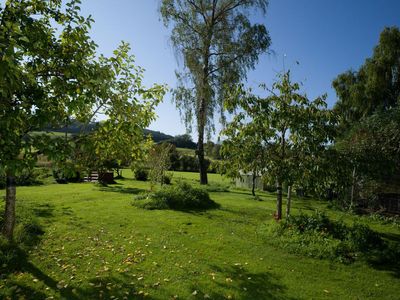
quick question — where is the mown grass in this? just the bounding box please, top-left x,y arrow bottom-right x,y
0,170 -> 399,299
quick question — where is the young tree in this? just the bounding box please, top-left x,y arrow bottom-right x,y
160,0 -> 271,184
221,110 -> 266,196
225,71 -> 336,219
148,143 -> 173,187
0,1 -> 165,240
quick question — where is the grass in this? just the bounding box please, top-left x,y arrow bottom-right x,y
0,170 -> 399,299
176,147 -> 196,156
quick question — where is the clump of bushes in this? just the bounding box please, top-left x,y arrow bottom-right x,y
0,168 -> 48,188
162,173 -> 172,185
132,182 -> 219,211
52,167 -> 82,183
267,211 -> 386,263
133,167 -> 148,181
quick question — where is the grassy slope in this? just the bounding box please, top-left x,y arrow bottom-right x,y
0,171 -> 399,299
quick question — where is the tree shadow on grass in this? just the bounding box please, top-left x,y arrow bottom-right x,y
365,239 -> 400,278
1,247 -> 157,299
191,265 -> 299,300
32,203 -> 55,218
98,186 -> 145,195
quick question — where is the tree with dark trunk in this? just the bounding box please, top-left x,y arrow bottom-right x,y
160,0 -> 271,184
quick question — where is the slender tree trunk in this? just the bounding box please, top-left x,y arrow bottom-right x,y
252,172 -> 256,196
286,185 -> 292,218
197,124 -> 208,185
276,180 -> 283,220
2,171 -> 16,241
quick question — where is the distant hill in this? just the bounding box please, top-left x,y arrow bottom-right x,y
43,121 -> 193,145
143,129 -> 173,142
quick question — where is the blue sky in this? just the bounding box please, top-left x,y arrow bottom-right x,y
9,0 -> 400,139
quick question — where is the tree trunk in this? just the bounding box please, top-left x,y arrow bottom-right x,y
2,171 -> 16,241
276,181 -> 283,220
286,185 -> 292,218
251,172 -> 256,196
197,128 -> 208,185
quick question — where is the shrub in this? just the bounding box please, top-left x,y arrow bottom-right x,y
134,167 -> 148,181
162,173 -> 172,185
0,168 -> 46,188
267,211 -> 385,263
52,166 -> 82,183
133,182 -> 219,211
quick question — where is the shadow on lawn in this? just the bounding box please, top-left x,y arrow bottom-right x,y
366,233 -> 400,278
32,203 -> 55,218
1,247 -> 156,299
191,265 -> 299,300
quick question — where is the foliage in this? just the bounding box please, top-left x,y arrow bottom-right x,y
330,28 -> 400,210
133,167 -> 148,181
333,27 -> 400,132
165,134 -> 197,149
52,165 -> 82,183
162,173 -> 173,185
161,0 -> 271,184
220,108 -> 266,195
268,211 -> 386,263
205,141 -> 222,160
0,168 -> 47,188
133,181 -> 219,211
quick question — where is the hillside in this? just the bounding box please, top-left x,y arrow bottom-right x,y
44,121 -> 176,143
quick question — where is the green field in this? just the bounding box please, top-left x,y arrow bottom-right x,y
0,171 -> 399,299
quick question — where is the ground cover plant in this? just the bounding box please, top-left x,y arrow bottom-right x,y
0,170 -> 399,299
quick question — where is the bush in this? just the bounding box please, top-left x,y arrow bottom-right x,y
52,166 -> 82,183
134,167 -> 148,181
267,211 -> 385,263
133,182 -> 219,211
0,168 -> 47,188
162,173 -> 172,185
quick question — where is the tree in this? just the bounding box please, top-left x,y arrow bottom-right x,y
148,143 -> 173,187
333,27 -> 400,132
225,71 -> 336,219
333,107 -> 400,209
332,27 -> 400,210
0,1 -> 165,240
221,109 -> 266,196
160,0 -> 271,184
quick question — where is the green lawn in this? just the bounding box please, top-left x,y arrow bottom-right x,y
0,171 -> 399,299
